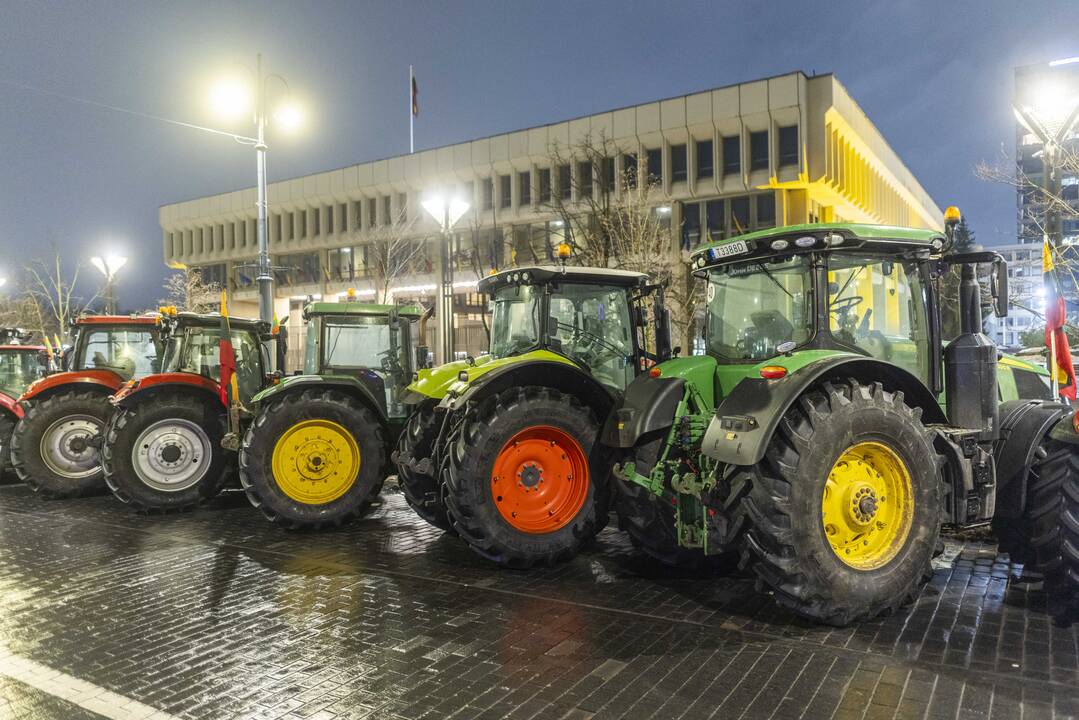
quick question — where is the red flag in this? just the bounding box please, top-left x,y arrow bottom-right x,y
219,291 -> 237,407
1045,296 -> 1076,400
411,75 -> 418,117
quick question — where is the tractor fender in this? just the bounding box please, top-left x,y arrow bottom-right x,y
601,375 -> 685,448
702,357 -> 947,466
0,391 -> 23,419
993,399 -> 1072,519
113,373 -> 224,410
19,369 -> 125,404
444,360 -> 617,421
252,375 -> 388,423
1049,410 -> 1079,445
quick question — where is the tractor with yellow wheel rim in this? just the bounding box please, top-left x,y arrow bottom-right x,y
394,265 -> 671,567
606,208 -> 1073,625
239,302 -> 425,528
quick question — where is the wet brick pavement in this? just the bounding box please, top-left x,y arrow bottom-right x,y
0,480 -> 1077,720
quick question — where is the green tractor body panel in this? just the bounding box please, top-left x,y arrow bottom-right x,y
304,301 -> 425,319
252,373 -> 394,422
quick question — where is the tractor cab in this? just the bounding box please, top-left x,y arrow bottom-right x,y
155,311 -> 273,405
299,301 -> 425,420
65,316 -> 164,380
0,342 -> 47,398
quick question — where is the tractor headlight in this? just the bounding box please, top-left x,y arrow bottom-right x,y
794,236 -> 817,248
770,239 -> 789,251
521,272 -> 530,282
457,370 -> 469,383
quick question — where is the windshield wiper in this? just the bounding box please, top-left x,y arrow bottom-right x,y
757,264 -> 794,300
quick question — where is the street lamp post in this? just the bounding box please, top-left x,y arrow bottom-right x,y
210,54 -> 303,328
421,193 -> 470,363
90,255 -> 127,314
1014,80 -> 1079,398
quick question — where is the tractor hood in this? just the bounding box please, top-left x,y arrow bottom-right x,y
404,350 -> 577,403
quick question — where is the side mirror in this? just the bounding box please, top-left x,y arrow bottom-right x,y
993,257 -> 1008,319
672,345 -> 682,357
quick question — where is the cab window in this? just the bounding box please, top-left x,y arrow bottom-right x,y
827,255 -> 929,383
548,283 -> 634,391
78,328 -> 160,380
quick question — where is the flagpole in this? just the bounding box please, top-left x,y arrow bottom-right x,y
409,64 -> 414,154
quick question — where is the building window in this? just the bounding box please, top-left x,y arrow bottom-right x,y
367,198 -> 376,228
722,136 -> 740,176
327,247 -> 364,281
398,193 -> 408,220
538,168 -> 551,203
646,148 -> 662,182
671,144 -> 687,183
681,202 -> 701,250
750,130 -> 769,171
601,157 -> 615,193
705,199 -> 724,241
756,193 -> 776,228
519,171 -> 531,206
276,252 -> 320,285
730,196 -> 750,234
578,161 -> 593,198
623,153 -> 638,189
696,140 -> 713,179
311,208 -> 320,236
383,196 -> 392,224
482,178 -> 494,210
499,175 -> 511,208
297,211 -> 307,238
778,126 -> 798,167
558,164 -> 572,200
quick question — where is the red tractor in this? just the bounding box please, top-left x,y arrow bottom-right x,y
101,310 -> 273,512
0,330 -> 48,478
11,316 -> 164,497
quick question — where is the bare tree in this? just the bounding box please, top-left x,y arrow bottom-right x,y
0,292 -> 45,339
158,268 -> 221,313
22,249 -> 98,343
365,206 -> 429,304
542,132 -> 699,349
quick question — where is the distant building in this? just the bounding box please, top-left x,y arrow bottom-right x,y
160,71 -> 943,364
993,242 -> 1043,349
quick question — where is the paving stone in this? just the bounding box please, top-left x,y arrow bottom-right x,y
0,484 -> 1076,719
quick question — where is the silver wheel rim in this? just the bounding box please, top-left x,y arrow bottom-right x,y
131,418 -> 213,492
40,415 -> 102,479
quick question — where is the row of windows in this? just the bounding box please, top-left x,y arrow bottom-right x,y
205,191 -> 777,289
169,126 -> 800,259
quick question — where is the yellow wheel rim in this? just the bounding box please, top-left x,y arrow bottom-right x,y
271,419 -> 360,505
822,441 -> 914,571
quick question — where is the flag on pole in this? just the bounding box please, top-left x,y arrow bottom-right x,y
1043,238 -> 1076,399
218,290 -> 238,407
411,73 -> 419,117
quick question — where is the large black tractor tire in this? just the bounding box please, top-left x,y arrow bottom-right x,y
101,393 -> 230,512
0,411 -> 15,479
396,403 -> 454,532
443,386 -> 608,568
1026,447 -> 1079,604
239,389 -> 386,529
992,440 -> 1059,567
725,379 -> 943,626
10,390 -> 112,498
614,433 -> 716,569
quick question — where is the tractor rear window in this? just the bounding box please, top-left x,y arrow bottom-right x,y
77,329 -> 160,380
322,317 -> 394,370
0,349 -> 44,393
706,256 -> 813,362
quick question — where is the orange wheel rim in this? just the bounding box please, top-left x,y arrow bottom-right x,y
490,425 -> 589,534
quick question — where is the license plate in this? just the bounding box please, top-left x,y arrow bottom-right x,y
715,240 -> 749,258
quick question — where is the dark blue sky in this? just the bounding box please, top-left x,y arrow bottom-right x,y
1,0 -> 1076,307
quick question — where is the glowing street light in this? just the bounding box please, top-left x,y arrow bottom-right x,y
422,192 -> 471,362
91,254 -> 128,314
0,277 -> 7,290
206,55 -> 305,347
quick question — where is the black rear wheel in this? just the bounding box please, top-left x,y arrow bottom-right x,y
726,379 -> 942,626
102,393 -> 229,512
396,404 -> 454,532
1026,447 -> 1079,606
10,390 -> 111,498
240,389 -> 386,529
443,386 -> 608,568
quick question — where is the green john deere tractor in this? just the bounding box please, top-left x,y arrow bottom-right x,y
606,211 -> 1066,625
394,264 -> 670,567
239,301 -> 425,528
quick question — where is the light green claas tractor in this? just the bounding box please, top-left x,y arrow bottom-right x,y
394,265 -> 670,567
239,302 -> 424,528
606,213 -> 1066,625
